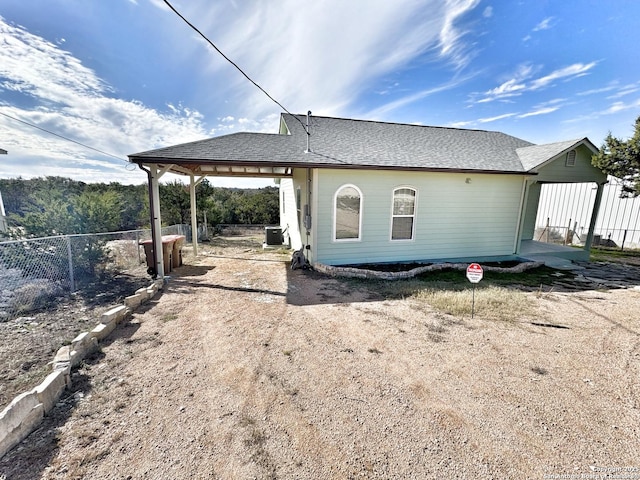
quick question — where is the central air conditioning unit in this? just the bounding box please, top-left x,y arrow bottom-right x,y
265,226 -> 283,246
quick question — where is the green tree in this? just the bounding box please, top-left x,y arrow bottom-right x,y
592,115 -> 640,197
159,180 -> 190,225
72,190 -> 123,233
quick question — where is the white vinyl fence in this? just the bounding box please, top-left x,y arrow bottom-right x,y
536,177 -> 640,250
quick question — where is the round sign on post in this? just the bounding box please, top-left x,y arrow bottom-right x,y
466,263 -> 483,283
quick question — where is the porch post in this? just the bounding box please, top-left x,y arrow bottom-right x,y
584,181 -> 606,253
513,178 -> 531,255
189,175 -> 198,257
150,165 -> 165,278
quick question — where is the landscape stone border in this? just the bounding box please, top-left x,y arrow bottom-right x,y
0,279 -> 164,459
314,261 -> 544,281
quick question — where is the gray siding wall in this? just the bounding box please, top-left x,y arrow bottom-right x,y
312,169 -> 524,265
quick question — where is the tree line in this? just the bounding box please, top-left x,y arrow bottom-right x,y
0,176 -> 280,238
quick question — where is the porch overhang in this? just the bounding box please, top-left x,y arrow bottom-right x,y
129,160 -> 293,179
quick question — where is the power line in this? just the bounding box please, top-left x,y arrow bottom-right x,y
162,0 -> 308,132
0,110 -> 127,162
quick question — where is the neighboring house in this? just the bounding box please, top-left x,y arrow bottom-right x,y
129,113 -> 607,276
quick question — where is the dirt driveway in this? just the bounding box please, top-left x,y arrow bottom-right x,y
2,239 -> 640,479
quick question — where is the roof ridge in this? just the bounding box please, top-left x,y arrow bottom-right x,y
284,112 -> 525,137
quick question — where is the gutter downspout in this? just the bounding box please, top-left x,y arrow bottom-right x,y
138,164 -> 162,278
303,111 -> 312,263
139,163 -> 165,279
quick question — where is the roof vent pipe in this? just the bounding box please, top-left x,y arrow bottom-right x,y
305,110 -> 311,153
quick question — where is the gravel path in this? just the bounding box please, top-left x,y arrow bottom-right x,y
1,244 -> 639,479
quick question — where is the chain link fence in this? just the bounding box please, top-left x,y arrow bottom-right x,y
0,226 -> 188,321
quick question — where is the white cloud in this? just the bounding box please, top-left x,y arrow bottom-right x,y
447,120 -> 475,128
0,16 -> 212,183
476,62 -> 597,104
601,98 -> 640,115
517,106 -> 559,118
438,0 -> 482,68
529,62 -> 597,90
605,83 -> 640,99
478,112 -> 517,123
482,6 -> 493,18
577,84 -> 619,96
533,17 -> 555,31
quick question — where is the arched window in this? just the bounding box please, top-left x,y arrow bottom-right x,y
391,187 -> 416,240
334,185 -> 362,241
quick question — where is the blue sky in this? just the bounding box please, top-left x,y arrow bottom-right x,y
1,0 -> 639,187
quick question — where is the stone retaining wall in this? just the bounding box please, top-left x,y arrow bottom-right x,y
0,279 -> 164,459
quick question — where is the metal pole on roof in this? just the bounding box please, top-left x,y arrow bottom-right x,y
305,110 -> 311,153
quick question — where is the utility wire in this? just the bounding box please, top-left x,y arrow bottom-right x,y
162,0 -> 309,133
0,110 -> 127,162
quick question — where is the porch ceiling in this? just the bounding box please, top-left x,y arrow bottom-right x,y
139,161 -> 293,178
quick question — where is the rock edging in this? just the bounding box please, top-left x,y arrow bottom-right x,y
0,279 -> 164,459
314,261 -> 544,281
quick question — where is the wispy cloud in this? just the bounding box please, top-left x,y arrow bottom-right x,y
600,98 -> 640,115
517,106 -> 559,118
478,112 -> 517,123
475,62 -> 597,104
605,83 -> 640,100
438,0 -> 482,68
577,84 -> 620,96
529,62 -> 596,89
364,72 -> 478,118
523,16 -> 556,42
533,17 -> 555,31
450,97 -> 566,128
178,0 -> 482,117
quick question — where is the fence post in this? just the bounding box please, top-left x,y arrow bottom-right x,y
621,229 -> 627,251
546,217 -> 550,243
66,235 -> 75,292
135,230 -> 141,264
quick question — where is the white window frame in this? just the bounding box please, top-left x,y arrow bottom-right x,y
390,186 -> 417,241
333,184 -> 363,242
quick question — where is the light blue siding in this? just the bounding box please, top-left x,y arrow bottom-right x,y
313,169 -> 524,265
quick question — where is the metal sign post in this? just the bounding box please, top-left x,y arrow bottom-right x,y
466,263 -> 483,318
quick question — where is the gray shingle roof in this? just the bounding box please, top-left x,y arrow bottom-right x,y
516,139 -> 590,171
129,113 -> 592,173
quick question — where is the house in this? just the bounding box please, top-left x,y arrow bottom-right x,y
129,113 -> 607,277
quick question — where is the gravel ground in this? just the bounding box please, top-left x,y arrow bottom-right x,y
1,239 -> 639,479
